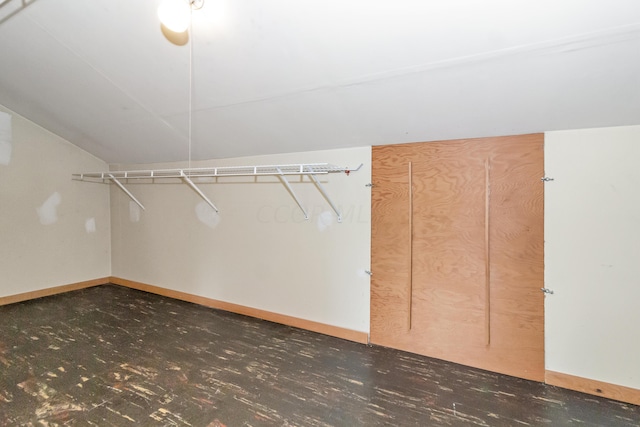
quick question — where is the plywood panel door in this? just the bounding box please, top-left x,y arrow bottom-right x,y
370,135 -> 544,381
370,145 -> 413,338
485,136 -> 545,381
410,142 -> 489,361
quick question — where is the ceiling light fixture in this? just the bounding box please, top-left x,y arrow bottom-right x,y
74,0 -> 362,219
157,0 -> 204,33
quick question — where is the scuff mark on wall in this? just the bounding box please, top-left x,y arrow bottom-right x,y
317,210 -> 334,232
129,201 -> 141,223
85,218 -> 96,233
195,201 -> 220,229
356,269 -> 370,278
0,112 -> 12,166
37,192 -> 62,225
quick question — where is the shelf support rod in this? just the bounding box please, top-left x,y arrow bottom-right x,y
276,167 -> 309,220
180,171 -> 219,213
307,166 -> 342,222
108,173 -> 146,211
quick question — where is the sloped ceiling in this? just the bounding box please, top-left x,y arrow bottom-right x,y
0,0 -> 639,164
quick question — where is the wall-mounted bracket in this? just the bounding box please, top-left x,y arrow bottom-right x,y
276,167 -> 309,220
306,165 -> 343,222
180,171 -> 219,212
107,173 -> 146,211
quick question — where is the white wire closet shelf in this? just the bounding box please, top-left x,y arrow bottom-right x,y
73,163 -> 363,222
73,163 -> 358,180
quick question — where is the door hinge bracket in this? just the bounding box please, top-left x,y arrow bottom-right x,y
541,287 -> 554,295
541,177 -> 555,182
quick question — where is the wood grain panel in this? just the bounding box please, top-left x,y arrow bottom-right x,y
370,145 -> 412,345
546,370 -> 640,406
371,135 -> 544,381
487,135 -> 545,380
410,141 -> 487,355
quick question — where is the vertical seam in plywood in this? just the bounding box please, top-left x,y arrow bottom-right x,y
485,158 -> 491,346
408,161 -> 413,331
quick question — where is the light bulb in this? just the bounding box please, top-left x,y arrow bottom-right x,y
158,0 -> 191,33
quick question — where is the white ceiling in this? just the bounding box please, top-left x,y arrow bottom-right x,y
0,0 -> 639,164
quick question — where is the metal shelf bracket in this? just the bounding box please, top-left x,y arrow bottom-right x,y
306,165 -> 343,222
276,166 -> 309,220
180,171 -> 219,213
107,173 -> 145,211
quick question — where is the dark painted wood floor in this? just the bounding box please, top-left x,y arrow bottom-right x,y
0,285 -> 638,426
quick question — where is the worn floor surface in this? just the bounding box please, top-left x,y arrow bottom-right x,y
0,284 -> 638,426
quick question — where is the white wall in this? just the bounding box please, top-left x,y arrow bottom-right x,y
0,104 -> 111,297
110,147 -> 371,333
5,104 -> 638,387
545,125 -> 640,389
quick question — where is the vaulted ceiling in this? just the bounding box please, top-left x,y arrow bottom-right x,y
0,0 -> 639,164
